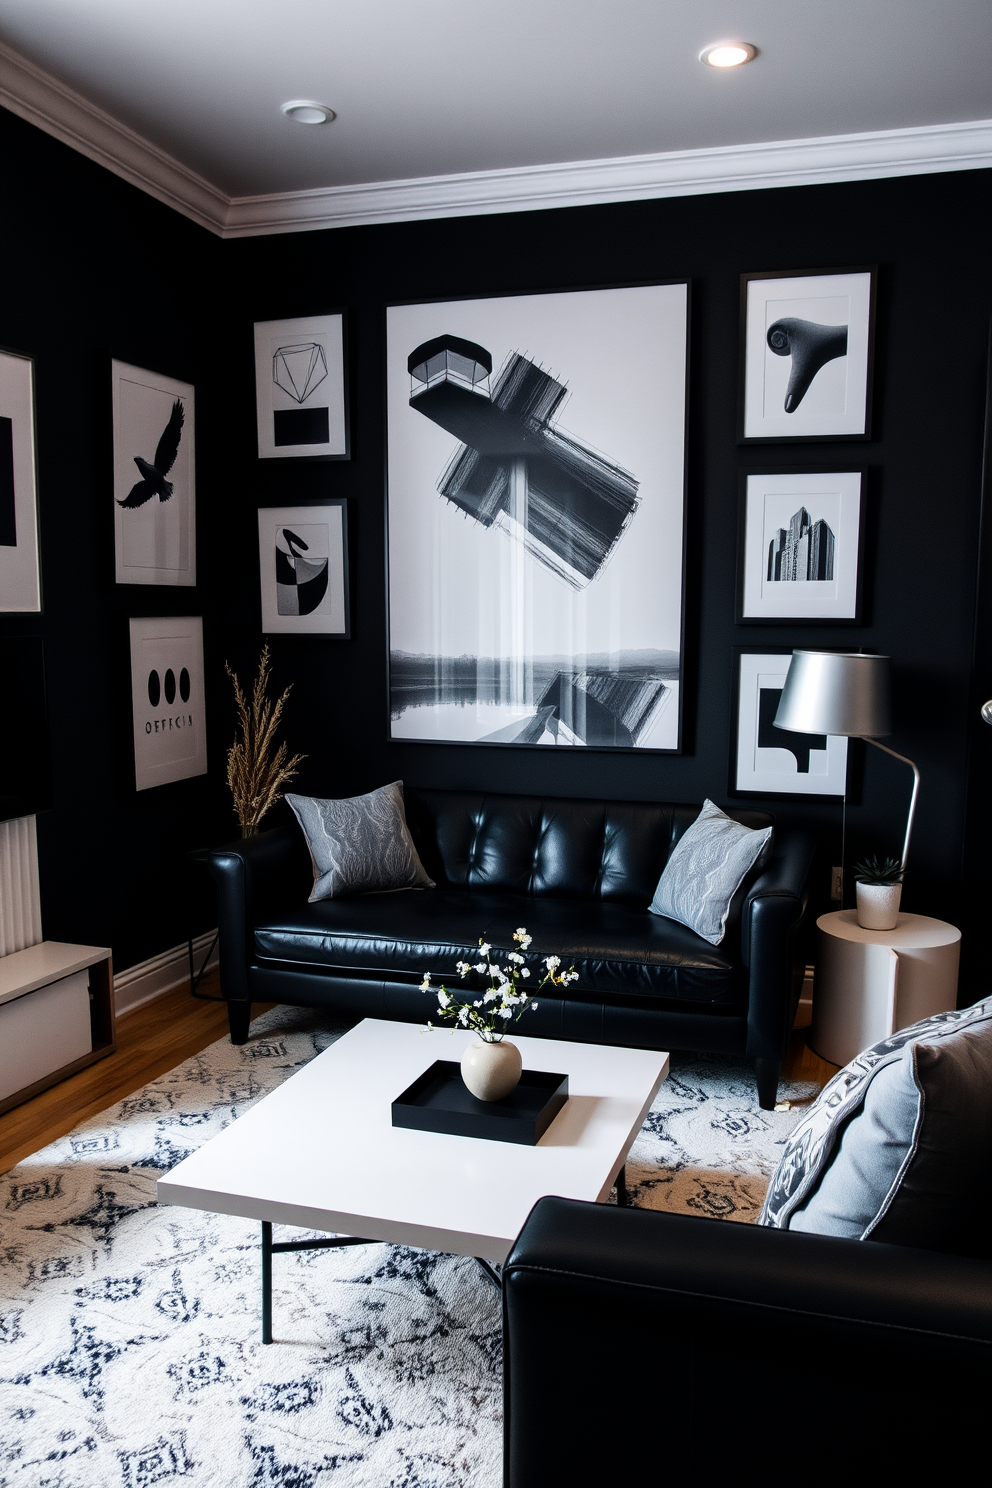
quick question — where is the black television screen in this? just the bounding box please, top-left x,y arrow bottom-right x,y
0,635 -> 52,822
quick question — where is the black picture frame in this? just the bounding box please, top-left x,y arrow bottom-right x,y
738,268 -> 877,444
257,499 -> 351,638
253,310 -> 351,461
383,280 -> 690,754
736,467 -> 867,624
729,646 -> 849,800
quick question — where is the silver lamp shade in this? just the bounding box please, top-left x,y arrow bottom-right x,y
773,651 -> 892,738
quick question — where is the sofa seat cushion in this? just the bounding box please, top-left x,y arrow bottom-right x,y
253,889 -> 745,1007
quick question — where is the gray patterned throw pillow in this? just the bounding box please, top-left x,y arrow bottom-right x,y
286,781 -> 435,902
759,996 -> 992,1256
648,799 -> 772,945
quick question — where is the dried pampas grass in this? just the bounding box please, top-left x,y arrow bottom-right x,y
225,644 -> 305,837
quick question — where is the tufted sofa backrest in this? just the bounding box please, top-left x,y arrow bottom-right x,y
404,788 -> 774,908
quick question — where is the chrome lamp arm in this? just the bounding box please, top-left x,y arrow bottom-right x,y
863,737 -> 921,871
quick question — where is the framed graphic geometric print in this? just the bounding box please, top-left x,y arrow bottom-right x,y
257,502 -> 350,636
732,649 -> 848,799
129,616 -> 207,791
0,347 -> 41,612
740,269 -> 875,443
385,282 -> 689,752
739,469 -> 865,623
113,360 -> 196,586
254,313 -> 349,460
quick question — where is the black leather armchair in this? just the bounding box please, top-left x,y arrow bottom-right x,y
502,1197 -> 991,1483
207,788 -> 815,1107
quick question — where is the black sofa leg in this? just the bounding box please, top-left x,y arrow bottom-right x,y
228,1001 -> 252,1045
754,1058 -> 781,1111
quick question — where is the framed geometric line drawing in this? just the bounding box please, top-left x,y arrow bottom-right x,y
731,649 -> 848,798
739,269 -> 875,443
738,469 -> 865,623
113,360 -> 196,586
253,313 -> 349,460
0,347 -> 41,612
129,616 -> 207,791
257,501 -> 350,636
385,281 -> 689,752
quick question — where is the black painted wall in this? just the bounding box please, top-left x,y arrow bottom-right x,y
3,100 -> 990,978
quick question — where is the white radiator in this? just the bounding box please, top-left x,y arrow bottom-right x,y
0,815 -> 43,958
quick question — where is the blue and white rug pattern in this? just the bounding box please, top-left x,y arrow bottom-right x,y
0,1008 -> 817,1488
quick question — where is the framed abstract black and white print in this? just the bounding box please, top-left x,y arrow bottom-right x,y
0,347 -> 41,612
732,649 -> 848,798
253,313 -> 349,460
129,616 -> 207,791
738,469 -> 865,623
739,269 -> 875,443
113,361 -> 196,586
385,282 -> 689,752
257,501 -> 350,636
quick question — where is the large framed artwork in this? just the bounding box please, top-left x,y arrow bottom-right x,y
129,616 -> 207,791
0,347 -> 41,612
257,501 -> 350,636
732,649 -> 848,798
253,313 -> 349,460
113,360 -> 196,586
738,469 -> 865,623
385,282 -> 689,751
739,269 -> 875,443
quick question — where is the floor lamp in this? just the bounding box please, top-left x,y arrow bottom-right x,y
772,651 -> 921,893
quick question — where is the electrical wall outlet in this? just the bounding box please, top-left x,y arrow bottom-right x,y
831,866 -> 844,901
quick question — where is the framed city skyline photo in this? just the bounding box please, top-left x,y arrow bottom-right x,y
254,313 -> 349,460
112,360 -> 196,586
739,469 -> 865,623
385,282 -> 689,752
129,616 -> 207,791
257,501 -> 350,636
740,269 -> 875,443
0,347 -> 41,612
732,649 -> 848,798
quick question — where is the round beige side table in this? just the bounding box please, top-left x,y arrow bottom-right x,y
811,910 -> 961,1068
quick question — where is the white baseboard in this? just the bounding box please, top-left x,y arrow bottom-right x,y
113,930 -> 219,1018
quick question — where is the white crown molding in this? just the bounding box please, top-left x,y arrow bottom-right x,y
2,38 -> 990,239
224,118 -> 992,236
0,39 -> 228,234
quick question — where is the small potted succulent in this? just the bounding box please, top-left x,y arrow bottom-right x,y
421,928 -> 578,1101
852,855 -> 905,931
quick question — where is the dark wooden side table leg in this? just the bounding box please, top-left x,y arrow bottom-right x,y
615,1164 -> 627,1207
261,1221 -> 273,1344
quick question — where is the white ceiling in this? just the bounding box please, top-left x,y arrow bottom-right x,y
1,0 -> 990,203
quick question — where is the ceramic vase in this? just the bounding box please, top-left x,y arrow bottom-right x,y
855,881 -> 902,931
460,1039 -> 522,1102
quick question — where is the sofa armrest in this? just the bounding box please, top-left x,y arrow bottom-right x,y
206,827 -> 310,1003
741,829 -> 814,1063
502,1197 -> 991,1486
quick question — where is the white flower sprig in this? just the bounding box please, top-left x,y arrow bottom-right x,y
421,927 -> 578,1044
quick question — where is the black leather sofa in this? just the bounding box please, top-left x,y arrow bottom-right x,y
207,787 -> 814,1107
502,1197 -> 992,1483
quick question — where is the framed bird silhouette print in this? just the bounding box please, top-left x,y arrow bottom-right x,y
112,359 -> 195,585
739,269 -> 876,443
0,347 -> 41,612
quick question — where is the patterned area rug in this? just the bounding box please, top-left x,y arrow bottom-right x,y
0,1008 -> 818,1488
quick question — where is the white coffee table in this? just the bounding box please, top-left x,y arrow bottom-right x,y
158,1018 -> 668,1340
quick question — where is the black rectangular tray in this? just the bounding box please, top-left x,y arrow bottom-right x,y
392,1060 -> 568,1145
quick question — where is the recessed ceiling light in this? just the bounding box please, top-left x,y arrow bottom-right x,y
281,99 -> 336,125
699,42 -> 757,68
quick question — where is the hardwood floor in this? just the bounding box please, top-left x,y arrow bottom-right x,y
0,975 -> 838,1175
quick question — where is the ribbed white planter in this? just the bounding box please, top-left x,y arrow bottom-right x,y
460,1039 -> 522,1102
855,881 -> 902,931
